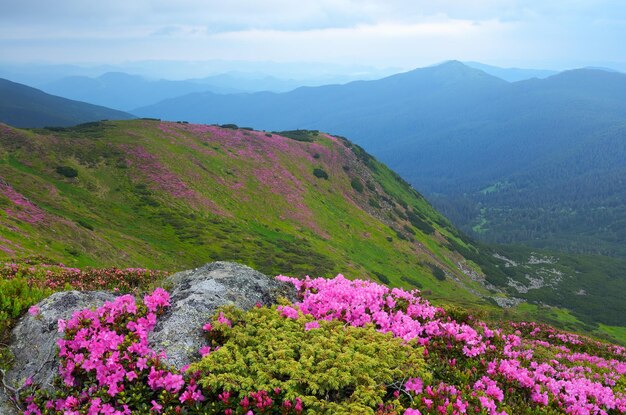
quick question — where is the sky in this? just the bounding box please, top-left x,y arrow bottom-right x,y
1,0 -> 625,78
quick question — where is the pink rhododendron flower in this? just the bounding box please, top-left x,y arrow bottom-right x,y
278,305 -> 299,319
217,311 -> 232,327
150,400 -> 162,413
304,321 -> 320,331
405,377 -> 424,394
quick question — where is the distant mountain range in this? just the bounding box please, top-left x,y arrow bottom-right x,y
39,72 -> 240,111
463,61 -> 558,81
8,61 -> 575,114
0,78 -> 133,128
37,72 -> 358,111
134,61 -> 626,257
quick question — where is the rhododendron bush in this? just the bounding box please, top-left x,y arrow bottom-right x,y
0,261 -> 166,348
190,304 -> 430,414
20,274 -> 625,415
276,275 -> 626,415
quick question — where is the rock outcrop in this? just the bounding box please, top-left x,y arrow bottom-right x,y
2,291 -> 118,415
1,262 -> 296,414
149,261 -> 297,369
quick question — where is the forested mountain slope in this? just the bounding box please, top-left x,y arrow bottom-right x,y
0,78 -> 133,128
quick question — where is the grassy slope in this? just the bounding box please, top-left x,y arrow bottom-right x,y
0,120 -> 622,345
0,120 -> 489,306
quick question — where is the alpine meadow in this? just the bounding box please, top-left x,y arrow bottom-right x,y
1,2 -> 625,415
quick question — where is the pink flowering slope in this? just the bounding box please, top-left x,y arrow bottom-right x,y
0,181 -> 46,224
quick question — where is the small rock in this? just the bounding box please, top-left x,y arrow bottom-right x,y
149,261 -> 296,369
5,291 -> 117,393
0,386 -> 18,415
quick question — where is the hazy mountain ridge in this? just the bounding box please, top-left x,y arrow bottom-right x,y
0,78 -> 134,128
39,72 -> 242,111
463,61 -> 558,81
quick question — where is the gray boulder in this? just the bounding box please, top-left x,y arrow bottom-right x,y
5,291 -> 118,391
2,290 -> 117,415
149,261 -> 297,369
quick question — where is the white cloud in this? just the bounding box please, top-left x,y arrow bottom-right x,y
0,0 -> 624,70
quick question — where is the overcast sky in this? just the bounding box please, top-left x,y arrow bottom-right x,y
1,0 -> 625,74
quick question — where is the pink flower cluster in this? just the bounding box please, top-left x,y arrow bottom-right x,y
23,286 -> 307,415
276,274 -> 626,415
1,262 -> 166,292
276,274 -> 485,353
0,181 -> 46,224
23,289 -> 193,415
19,274 -> 625,415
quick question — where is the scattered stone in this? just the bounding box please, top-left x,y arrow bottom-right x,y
493,253 -> 518,267
528,254 -> 556,265
491,296 -> 525,308
0,386 -> 18,415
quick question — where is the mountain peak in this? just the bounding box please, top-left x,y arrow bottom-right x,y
386,59 -> 506,88
437,59 -> 467,68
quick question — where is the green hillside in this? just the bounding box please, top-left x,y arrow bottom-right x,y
0,119 -> 489,306
0,119 -> 623,345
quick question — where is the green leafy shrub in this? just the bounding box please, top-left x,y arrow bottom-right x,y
400,275 -> 423,288
407,210 -> 435,234
372,271 -> 390,285
55,165 -> 78,178
350,178 -> 364,193
0,277 -> 52,343
313,168 -> 329,180
76,218 -> 94,230
191,305 -> 430,415
277,130 -> 318,142
427,264 -> 446,281
368,197 -> 380,209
